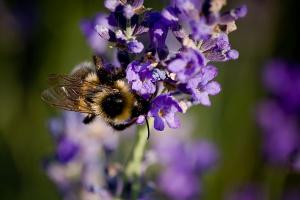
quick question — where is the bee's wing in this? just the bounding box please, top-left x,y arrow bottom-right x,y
41,74 -> 106,113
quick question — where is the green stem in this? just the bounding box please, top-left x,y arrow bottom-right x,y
124,119 -> 153,200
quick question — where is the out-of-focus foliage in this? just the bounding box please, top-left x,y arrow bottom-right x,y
0,0 -> 300,200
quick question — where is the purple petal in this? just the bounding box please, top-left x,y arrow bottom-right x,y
193,91 -> 211,106
132,80 -> 143,91
202,65 -> 218,83
104,0 -> 119,11
226,50 -> 239,60
127,40 -> 144,53
124,5 -> 134,19
95,25 -> 110,40
159,168 -> 199,200
136,115 -> 146,124
56,138 -> 79,163
168,59 -> 187,72
132,0 -> 144,8
154,115 -> 165,131
205,81 -> 221,95
190,141 -> 219,171
164,112 -> 181,129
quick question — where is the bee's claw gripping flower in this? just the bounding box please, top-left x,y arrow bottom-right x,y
80,0 -> 247,131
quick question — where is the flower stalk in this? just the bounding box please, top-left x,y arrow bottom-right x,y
124,119 -> 153,199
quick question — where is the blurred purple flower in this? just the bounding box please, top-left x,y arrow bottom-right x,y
226,185 -> 265,200
283,188 -> 300,200
257,60 -> 300,172
189,141 -> 219,171
171,0 -> 202,19
56,137 -> 79,164
159,168 -> 200,200
257,101 -> 299,166
263,60 -> 300,111
45,112 -> 120,199
154,136 -> 219,199
80,14 -> 110,54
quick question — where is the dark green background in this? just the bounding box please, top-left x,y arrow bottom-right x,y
0,0 -> 299,199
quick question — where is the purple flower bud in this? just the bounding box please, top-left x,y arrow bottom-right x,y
234,5 -> 248,18
226,49 -> 239,60
131,0 -> 144,8
191,18 -> 213,41
171,0 -> 202,19
124,5 -> 134,19
95,24 -> 111,40
159,168 -> 200,200
220,5 -> 248,24
80,14 -> 110,54
201,33 -> 237,62
105,0 -> 120,11
127,39 -> 144,53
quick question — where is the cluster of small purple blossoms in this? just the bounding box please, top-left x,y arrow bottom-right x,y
44,112 -> 120,200
44,112 -> 219,200
81,0 -> 247,131
44,112 -> 158,200
257,60 -> 300,171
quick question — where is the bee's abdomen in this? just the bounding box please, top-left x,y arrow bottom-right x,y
101,93 -> 125,119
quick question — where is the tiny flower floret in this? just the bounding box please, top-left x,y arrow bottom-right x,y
126,61 -> 157,99
150,95 -> 183,131
168,48 -> 205,83
187,65 -> 221,106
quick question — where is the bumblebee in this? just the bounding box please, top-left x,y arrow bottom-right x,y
42,56 -> 150,131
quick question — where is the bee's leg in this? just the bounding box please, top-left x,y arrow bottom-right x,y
83,114 -> 96,124
111,119 -> 150,139
109,120 -> 136,131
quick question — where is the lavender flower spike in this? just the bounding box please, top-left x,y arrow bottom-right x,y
78,0 -> 246,133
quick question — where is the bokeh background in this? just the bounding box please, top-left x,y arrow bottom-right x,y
0,0 -> 300,199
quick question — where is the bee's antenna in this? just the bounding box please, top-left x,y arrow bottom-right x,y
145,116 -> 150,140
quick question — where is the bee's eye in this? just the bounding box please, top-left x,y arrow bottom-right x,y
101,93 -> 125,118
